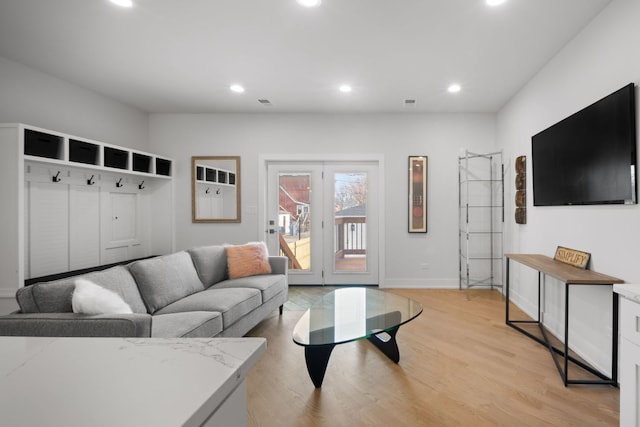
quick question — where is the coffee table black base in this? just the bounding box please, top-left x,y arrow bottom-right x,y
367,325 -> 400,363
304,344 -> 335,388
304,326 -> 401,388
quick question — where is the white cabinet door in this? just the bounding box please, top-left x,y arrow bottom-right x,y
620,337 -> 640,427
69,185 -> 100,270
28,182 -> 69,277
620,296 -> 640,427
111,193 -> 137,241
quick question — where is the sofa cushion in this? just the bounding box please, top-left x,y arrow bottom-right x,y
16,266 -> 146,314
187,245 -> 228,287
212,274 -> 287,303
129,251 -> 205,314
27,282 -> 75,313
155,287 -> 261,329
0,313 -> 152,337
226,242 -> 272,279
151,312 -> 223,338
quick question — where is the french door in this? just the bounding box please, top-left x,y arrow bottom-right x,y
265,161 -> 379,286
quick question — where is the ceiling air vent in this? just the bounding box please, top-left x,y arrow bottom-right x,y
258,99 -> 272,106
404,99 -> 416,106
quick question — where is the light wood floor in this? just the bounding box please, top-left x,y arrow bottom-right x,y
245,288 -> 619,426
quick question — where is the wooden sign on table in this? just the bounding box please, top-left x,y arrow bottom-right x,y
554,246 -> 591,269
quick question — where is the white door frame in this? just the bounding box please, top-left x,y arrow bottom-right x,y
258,153 -> 386,287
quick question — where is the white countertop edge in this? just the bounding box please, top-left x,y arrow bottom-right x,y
185,337 -> 267,427
614,284 -> 640,303
0,336 -> 268,427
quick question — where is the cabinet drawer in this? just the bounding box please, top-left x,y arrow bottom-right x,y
620,337 -> 640,427
621,297 -> 640,347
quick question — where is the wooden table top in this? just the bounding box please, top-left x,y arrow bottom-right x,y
505,253 -> 624,285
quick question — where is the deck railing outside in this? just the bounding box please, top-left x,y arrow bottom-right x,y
279,216 -> 366,270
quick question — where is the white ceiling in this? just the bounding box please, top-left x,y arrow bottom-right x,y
0,0 -> 612,114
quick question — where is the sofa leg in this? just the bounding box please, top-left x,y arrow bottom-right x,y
279,305 -> 284,315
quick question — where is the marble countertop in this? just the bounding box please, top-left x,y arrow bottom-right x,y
614,284 -> 640,303
0,336 -> 266,427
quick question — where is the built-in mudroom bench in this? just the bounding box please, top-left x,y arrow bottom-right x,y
0,123 -> 175,311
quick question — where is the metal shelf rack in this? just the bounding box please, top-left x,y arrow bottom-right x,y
458,149 -> 504,296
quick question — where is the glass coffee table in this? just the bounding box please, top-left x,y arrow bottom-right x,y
292,287 -> 423,387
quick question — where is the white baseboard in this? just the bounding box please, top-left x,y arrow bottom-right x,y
506,287 -> 538,319
382,281 -> 611,377
0,289 -> 16,298
506,287 -> 611,378
382,278 -> 459,289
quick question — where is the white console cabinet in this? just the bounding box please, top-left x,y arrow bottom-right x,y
615,284 -> 640,427
0,123 -> 175,306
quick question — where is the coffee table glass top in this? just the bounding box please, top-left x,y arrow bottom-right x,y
292,288 -> 423,346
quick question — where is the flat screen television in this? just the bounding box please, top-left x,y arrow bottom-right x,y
531,83 -> 637,206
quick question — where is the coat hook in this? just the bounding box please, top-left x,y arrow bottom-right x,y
52,171 -> 61,183
87,175 -> 95,186
116,178 -> 123,188
138,180 -> 145,190
205,187 -> 210,194
216,188 -> 221,195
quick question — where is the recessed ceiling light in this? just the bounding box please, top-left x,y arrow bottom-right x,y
110,0 -> 133,7
339,85 -> 352,93
297,0 -> 321,7
486,0 -> 506,6
448,84 -> 462,93
230,84 -> 245,93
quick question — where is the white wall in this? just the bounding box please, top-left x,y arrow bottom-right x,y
0,55 -> 151,315
0,55 -> 149,151
149,113 -> 495,288
497,0 -> 640,377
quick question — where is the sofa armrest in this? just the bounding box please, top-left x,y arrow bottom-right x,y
0,313 -> 152,337
268,256 -> 288,276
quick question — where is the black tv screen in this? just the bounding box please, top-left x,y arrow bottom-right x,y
532,83 -> 637,206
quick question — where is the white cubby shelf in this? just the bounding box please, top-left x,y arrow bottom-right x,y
23,125 -> 172,179
0,123 -> 175,303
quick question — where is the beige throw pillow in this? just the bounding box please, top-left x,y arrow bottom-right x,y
226,242 -> 272,279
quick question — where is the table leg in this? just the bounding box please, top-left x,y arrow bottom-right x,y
505,257 -> 510,323
367,326 -> 400,363
564,282 -> 570,386
612,292 -> 619,385
304,344 -> 335,388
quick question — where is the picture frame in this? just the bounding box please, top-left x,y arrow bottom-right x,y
408,156 -> 428,233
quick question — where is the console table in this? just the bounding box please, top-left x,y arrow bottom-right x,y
0,337 -> 266,426
505,253 -> 623,386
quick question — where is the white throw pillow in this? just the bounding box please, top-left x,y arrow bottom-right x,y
72,279 -> 133,315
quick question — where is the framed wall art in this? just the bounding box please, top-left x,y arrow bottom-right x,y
408,156 -> 428,233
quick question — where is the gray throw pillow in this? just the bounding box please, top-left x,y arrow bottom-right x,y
187,245 -> 228,287
129,251 -> 205,314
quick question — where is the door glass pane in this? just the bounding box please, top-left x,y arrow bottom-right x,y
334,172 -> 367,272
278,173 -> 311,271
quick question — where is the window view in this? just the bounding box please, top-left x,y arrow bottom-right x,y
277,171 -> 368,274
278,173 -> 312,271
333,172 -> 367,272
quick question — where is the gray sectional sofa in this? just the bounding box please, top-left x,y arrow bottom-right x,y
0,245 -> 288,338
